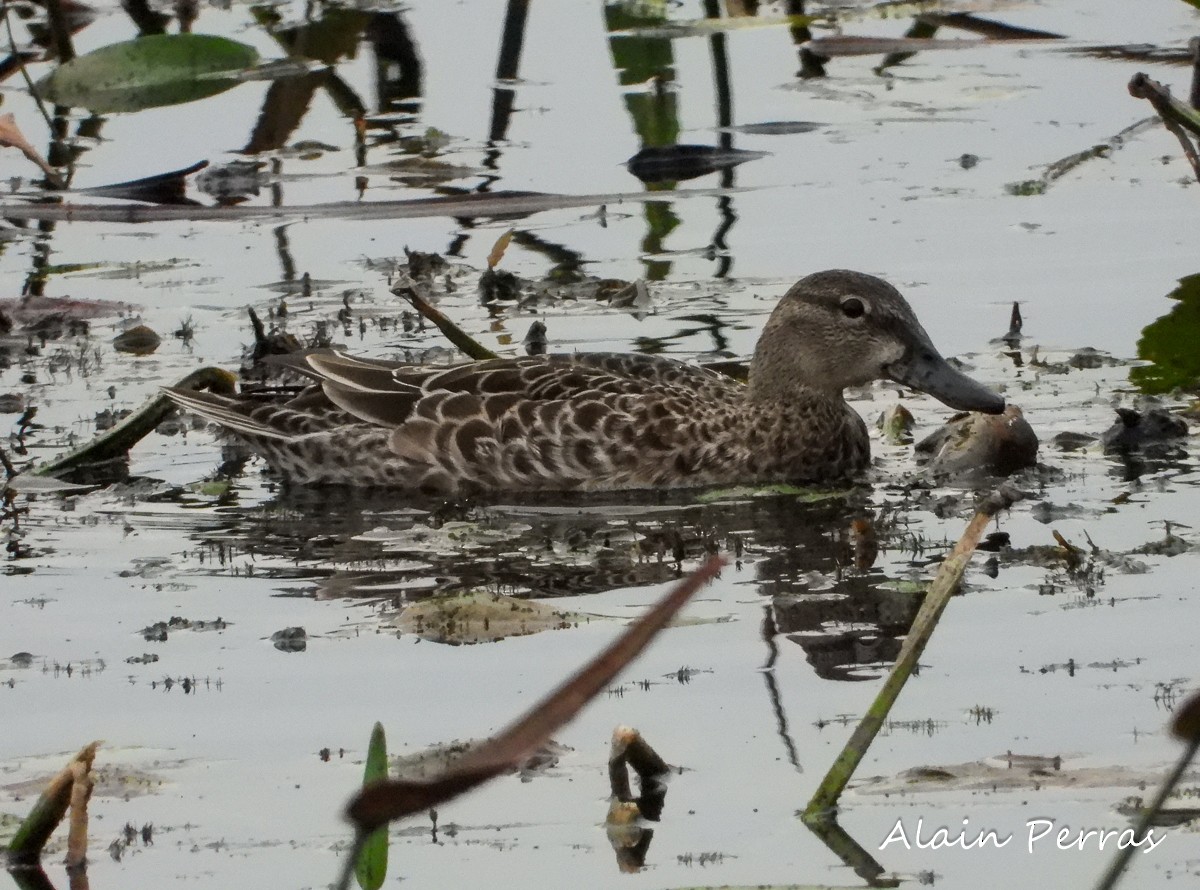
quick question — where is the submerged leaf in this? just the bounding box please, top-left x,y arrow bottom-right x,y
38,34 -> 260,113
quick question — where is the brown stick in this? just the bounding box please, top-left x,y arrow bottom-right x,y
65,760 -> 93,869
393,285 -> 498,361
1129,72 -> 1200,182
346,556 -> 724,834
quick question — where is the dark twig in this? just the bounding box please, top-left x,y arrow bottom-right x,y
1,0 -> 53,131
393,284 -> 498,360
1128,73 -> 1200,182
1094,691 -> 1200,890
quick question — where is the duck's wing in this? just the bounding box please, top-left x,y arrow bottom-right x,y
303,351 -> 736,428
384,384 -> 747,491
166,353 -> 748,490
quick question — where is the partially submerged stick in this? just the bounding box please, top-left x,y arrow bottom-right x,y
1005,116 -> 1157,195
31,366 -> 236,478
7,742 -> 100,867
803,485 -> 1023,820
345,555 -> 722,836
392,284 -> 498,361
1093,691 -> 1200,890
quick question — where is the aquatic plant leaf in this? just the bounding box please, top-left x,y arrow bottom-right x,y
722,121 -> 823,135
76,160 -> 207,205
486,229 -> 513,270
1132,275 -> 1200,394
626,145 -> 767,183
345,556 -> 723,833
693,483 -> 845,503
6,474 -> 95,494
355,723 -> 388,890
37,35 -> 260,113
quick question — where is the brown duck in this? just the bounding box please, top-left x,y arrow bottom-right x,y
165,270 -> 1004,492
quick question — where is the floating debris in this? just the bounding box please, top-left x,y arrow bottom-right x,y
112,325 -> 161,356
877,403 -> 915,445
523,320 -> 548,355
271,626 -> 307,652
396,591 -> 583,644
916,405 -> 1039,477
1101,406 -> 1188,453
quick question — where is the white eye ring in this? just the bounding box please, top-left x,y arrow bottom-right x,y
840,296 -> 868,319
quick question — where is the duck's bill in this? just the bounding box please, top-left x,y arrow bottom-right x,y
885,350 -> 1005,414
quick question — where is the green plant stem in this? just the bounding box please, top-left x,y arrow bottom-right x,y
803,486 -> 1022,820
6,742 -> 99,866
33,366 -> 236,477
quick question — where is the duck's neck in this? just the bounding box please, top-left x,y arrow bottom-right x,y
746,327 -> 844,406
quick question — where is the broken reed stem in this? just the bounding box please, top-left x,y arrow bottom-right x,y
7,742 -> 100,867
1190,37 -> 1200,111
1093,737 -> 1200,890
803,486 -> 1022,820
64,760 -> 92,869
392,284 -> 498,361
1128,72 -> 1200,182
608,726 -> 669,802
32,366 -> 236,478
1094,690 -> 1200,890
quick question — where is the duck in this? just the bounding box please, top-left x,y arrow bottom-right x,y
164,270 -> 1004,493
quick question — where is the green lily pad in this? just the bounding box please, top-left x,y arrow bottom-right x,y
38,34 -> 260,114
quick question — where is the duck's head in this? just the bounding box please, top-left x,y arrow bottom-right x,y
749,270 -> 1005,414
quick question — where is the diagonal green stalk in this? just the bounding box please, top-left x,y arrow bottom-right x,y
803,486 -> 1021,820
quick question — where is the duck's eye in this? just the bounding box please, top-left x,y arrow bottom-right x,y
841,297 -> 866,319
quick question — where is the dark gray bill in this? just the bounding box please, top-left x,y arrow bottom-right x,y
885,348 -> 1005,414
